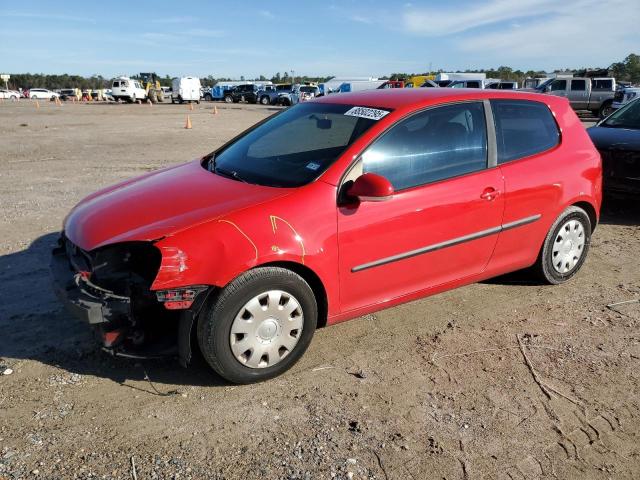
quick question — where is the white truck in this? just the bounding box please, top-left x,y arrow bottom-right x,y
110,77 -> 147,103
171,76 -> 202,104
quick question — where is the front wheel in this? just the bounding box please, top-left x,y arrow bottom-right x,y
224,95 -> 233,103
260,96 -> 270,105
533,206 -> 591,284
197,267 -> 317,384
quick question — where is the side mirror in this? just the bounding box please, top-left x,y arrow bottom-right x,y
347,173 -> 394,202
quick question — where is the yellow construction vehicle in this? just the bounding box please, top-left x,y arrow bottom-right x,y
139,72 -> 164,103
405,75 -> 436,88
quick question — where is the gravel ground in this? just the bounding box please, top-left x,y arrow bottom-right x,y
0,100 -> 638,479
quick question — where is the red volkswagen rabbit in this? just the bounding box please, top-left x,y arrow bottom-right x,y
52,89 -> 602,383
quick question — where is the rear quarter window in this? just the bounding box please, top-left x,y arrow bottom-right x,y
490,100 -> 560,164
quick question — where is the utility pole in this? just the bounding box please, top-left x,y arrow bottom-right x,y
291,70 -> 295,84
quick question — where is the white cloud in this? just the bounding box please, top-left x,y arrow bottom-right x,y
455,0 -> 639,67
184,28 -> 226,38
259,10 -> 275,19
0,11 -> 97,23
404,0 -> 559,36
350,15 -> 373,24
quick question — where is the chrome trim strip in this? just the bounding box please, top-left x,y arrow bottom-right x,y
501,214 -> 542,231
351,214 -> 542,273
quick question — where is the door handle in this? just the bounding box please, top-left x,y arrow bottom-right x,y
480,187 -> 501,201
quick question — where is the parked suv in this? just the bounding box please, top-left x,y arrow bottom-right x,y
226,84 -> 260,104
52,89 -> 601,384
258,84 -> 293,105
540,77 -> 616,118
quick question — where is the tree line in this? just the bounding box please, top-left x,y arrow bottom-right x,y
4,53 -> 638,91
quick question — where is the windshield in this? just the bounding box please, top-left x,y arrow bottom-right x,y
603,98 -> 640,129
535,79 -> 553,92
208,103 -> 388,187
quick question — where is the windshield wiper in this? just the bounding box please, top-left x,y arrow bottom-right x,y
207,155 -> 248,183
215,165 -> 248,183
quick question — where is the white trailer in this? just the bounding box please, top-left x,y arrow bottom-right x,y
435,72 -> 487,82
320,76 -> 379,95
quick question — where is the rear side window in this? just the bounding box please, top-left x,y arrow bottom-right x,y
571,80 -> 586,91
490,100 -> 560,164
593,79 -> 613,90
361,102 -> 487,190
550,80 -> 566,91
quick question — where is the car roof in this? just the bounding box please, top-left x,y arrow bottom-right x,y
313,88 -> 568,111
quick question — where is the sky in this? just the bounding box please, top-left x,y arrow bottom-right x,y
1,0 -> 638,79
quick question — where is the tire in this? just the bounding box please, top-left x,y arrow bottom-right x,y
31,95 -> 38,99
204,93 -> 212,102
149,90 -> 157,103
10,95 -> 17,100
224,95 -> 233,103
178,95 -> 183,104
260,96 -> 270,105
532,206 -> 591,285
599,102 -> 613,119
197,267 -> 318,384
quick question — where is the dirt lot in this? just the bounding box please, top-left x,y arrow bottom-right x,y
0,100 -> 638,480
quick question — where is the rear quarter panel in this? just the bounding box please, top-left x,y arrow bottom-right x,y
488,96 -> 601,274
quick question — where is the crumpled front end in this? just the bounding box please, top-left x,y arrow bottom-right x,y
50,234 -> 209,361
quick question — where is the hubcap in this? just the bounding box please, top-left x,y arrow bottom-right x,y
551,219 -> 586,274
230,290 -> 303,368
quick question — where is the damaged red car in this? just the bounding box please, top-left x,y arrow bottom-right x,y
52,89 -> 602,383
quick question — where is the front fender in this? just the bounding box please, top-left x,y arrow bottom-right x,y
149,181 -> 341,317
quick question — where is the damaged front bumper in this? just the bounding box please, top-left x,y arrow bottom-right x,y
50,235 -> 211,363
51,242 -> 131,326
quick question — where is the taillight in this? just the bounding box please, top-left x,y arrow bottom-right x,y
155,286 -> 207,310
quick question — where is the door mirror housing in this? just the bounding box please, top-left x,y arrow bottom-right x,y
347,173 -> 394,202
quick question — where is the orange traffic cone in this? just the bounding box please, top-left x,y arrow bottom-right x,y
213,105 -> 218,115
185,115 -> 192,129
35,100 -> 40,109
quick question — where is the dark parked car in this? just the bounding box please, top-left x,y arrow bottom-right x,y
588,98 -> 640,196
226,84 -> 260,104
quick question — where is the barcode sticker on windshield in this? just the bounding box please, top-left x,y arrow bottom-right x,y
344,106 -> 390,121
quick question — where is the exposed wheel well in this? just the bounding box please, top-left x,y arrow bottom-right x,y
257,261 -> 329,329
573,201 -> 598,232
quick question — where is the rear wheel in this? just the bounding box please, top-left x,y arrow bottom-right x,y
224,95 -> 233,103
197,267 -> 317,384
260,96 -> 270,105
533,206 -> 591,284
599,102 -> 614,119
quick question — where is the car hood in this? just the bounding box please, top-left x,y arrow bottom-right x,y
64,159 -> 290,251
587,125 -> 640,151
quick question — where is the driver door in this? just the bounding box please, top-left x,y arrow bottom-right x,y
337,101 -> 505,313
